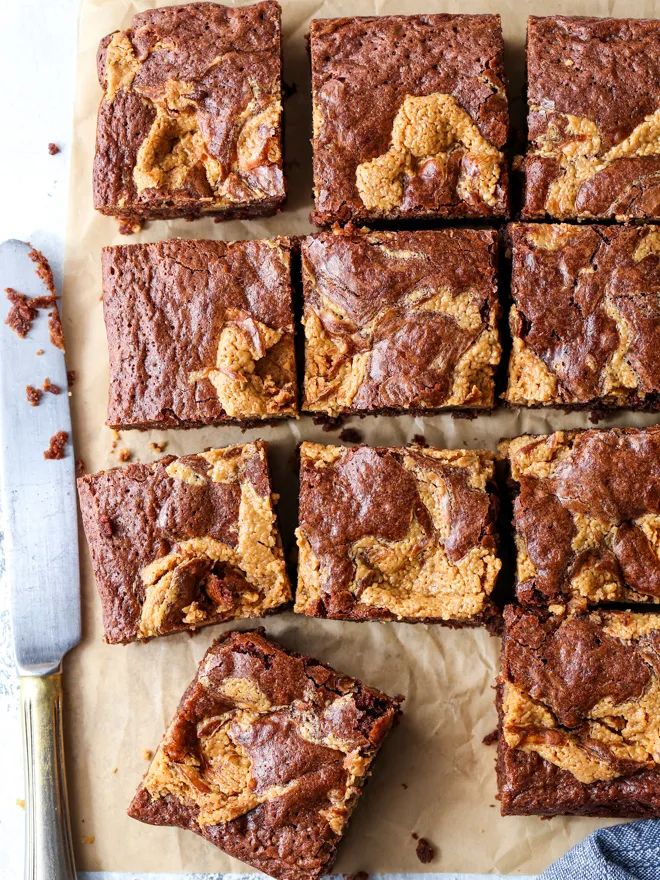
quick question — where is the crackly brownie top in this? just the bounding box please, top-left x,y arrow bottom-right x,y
506,427 -> 660,608
505,224 -> 660,406
302,228 -> 501,414
77,442 -> 290,643
310,14 -> 509,223
102,238 -> 296,428
501,605 -> 660,785
295,443 -> 500,621
135,630 -> 401,879
524,16 -> 660,219
94,1 -> 284,216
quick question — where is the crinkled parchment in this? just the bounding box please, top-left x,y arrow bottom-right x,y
64,0 -> 658,874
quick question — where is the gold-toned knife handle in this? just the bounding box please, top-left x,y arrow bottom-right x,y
20,672 -> 76,880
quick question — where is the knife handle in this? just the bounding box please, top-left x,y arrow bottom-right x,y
20,672 -> 77,880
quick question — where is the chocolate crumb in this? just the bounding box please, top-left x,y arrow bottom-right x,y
411,433 -> 428,447
26,385 -> 43,406
44,430 -> 68,460
401,782 -> 408,789
75,458 -> 86,478
118,448 -> 132,463
48,143 -> 61,155
43,377 -> 61,395
482,728 -> 498,746
415,837 -> 435,864
338,427 -> 363,444
313,413 -> 346,432
150,440 -> 168,454
411,832 -> 419,840
67,370 -> 77,387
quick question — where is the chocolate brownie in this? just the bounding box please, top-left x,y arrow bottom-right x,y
522,16 -> 660,220
128,629 -> 402,880
309,14 -> 509,226
302,227 -> 501,415
93,2 -> 285,225
102,238 -> 297,429
77,441 -> 290,644
498,605 -> 660,817
295,442 -> 501,626
505,224 -> 660,409
503,427 -> 660,611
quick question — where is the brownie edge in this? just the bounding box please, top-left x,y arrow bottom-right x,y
128,629 -> 403,880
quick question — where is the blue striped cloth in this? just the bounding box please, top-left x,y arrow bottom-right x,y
540,821 -> 660,879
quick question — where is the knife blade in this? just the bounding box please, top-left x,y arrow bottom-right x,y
0,238 -> 78,880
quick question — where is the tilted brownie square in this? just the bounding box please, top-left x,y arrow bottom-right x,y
503,427 -> 660,611
522,16 -> 660,220
309,14 -> 509,226
77,441 -> 290,644
128,629 -> 403,880
505,224 -> 660,410
498,605 -> 660,817
302,227 -> 501,415
295,442 -> 501,627
102,238 -> 297,429
93,1 -> 285,226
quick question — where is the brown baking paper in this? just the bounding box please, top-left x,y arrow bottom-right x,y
63,0 -> 659,874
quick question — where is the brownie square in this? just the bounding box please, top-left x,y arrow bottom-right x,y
102,238 -> 297,429
498,605 -> 660,817
522,16 -> 660,220
309,14 -> 509,226
93,1 -> 285,226
295,442 -> 501,626
77,441 -> 290,644
505,224 -> 660,409
128,629 -> 402,880
302,228 -> 501,415
503,427 -> 660,611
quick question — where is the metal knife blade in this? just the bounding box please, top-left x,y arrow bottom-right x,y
0,239 -> 80,675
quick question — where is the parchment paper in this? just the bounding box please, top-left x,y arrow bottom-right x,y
63,0 -> 659,874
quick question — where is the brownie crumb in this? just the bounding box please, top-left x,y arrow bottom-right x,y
415,837 -> 435,864
6,289 -> 38,337
48,308 -> 65,350
43,377 -> 61,395
482,728 -> 498,746
411,433 -> 428,447
117,448 -> 132,463
82,835 -> 95,845
26,385 -> 43,406
142,749 -> 153,761
313,413 -> 346,432
338,427 -> 363,444
47,143 -> 61,155
67,370 -> 77,388
118,218 -> 141,236
28,248 -> 56,295
75,458 -> 86,478
44,431 -> 68,460
150,440 -> 168,454
36,348 -> 44,356
401,782 -> 408,789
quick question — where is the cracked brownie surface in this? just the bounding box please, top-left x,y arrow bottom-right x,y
77,441 -> 290,644
295,442 -> 501,626
309,14 -> 509,225
498,605 -> 660,817
93,1 -> 285,224
505,224 -> 660,409
522,16 -> 660,220
102,238 -> 297,429
302,227 -> 501,415
128,629 -> 402,880
504,427 -> 660,610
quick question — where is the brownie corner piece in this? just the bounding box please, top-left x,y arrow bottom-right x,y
102,238 -> 297,430
504,223 -> 660,409
497,605 -> 660,818
522,15 -> 660,220
77,441 -> 290,644
295,442 -> 501,625
93,1 -> 285,224
309,13 -> 509,225
128,629 -> 402,880
507,426 -> 660,610
301,227 -> 501,415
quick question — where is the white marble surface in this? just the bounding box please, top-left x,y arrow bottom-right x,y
0,1 -> 536,878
